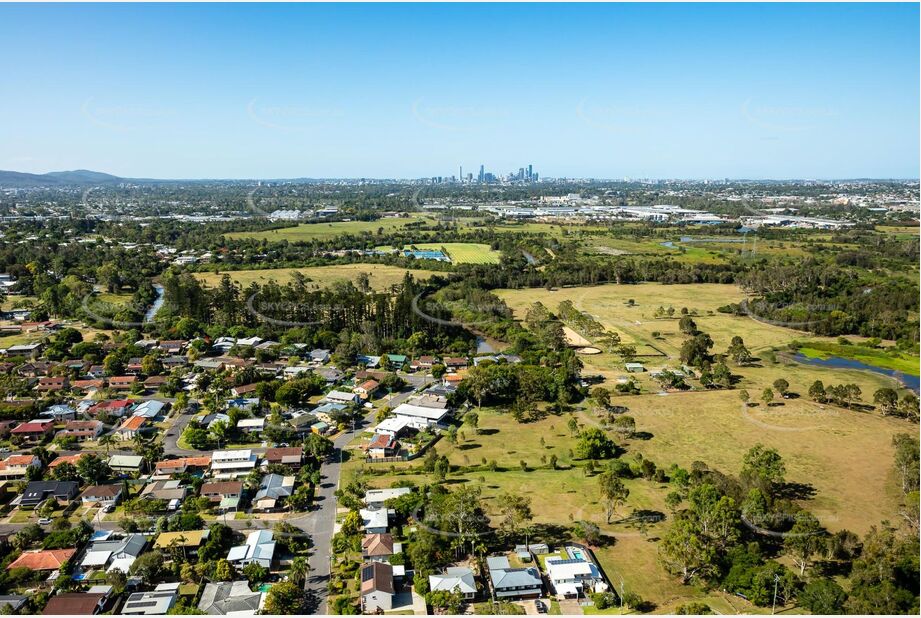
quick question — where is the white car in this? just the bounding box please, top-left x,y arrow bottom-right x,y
37,518 -> 52,525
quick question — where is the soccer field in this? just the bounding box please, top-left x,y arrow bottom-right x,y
409,242 -> 501,264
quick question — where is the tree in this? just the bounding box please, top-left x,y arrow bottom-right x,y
77,454 -> 111,486
264,581 -> 303,614
784,511 -> 826,576
772,379 -> 789,398
465,411 -> 479,434
738,389 -> 750,406
590,387 -> 611,413
214,559 -> 235,581
659,516 -> 715,584
497,493 -> 533,538
799,579 -> 847,614
678,315 -> 697,335
598,470 -> 629,524
891,434 -> 920,494
741,444 -> 786,497
575,428 -> 616,460
612,415 -> 636,439
808,380 -> 826,402
873,388 -> 899,415
426,589 -> 464,614
761,388 -> 774,407
566,416 -> 579,437
242,562 -> 269,586
130,550 -> 166,581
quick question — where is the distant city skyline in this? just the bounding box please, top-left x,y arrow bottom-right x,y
0,3 -> 918,180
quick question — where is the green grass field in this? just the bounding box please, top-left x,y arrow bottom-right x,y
377,242 -> 502,264
192,264 -> 441,290
225,216 -> 430,242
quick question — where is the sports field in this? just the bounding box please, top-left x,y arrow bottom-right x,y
379,242 -> 502,264
225,215 -> 430,242
193,264 -> 441,290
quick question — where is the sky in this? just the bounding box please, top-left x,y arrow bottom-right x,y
0,3 -> 918,180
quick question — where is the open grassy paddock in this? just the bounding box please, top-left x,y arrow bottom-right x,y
344,280 -> 916,612
192,263 -> 442,290
225,215 -> 431,242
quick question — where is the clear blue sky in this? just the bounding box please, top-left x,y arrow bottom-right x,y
0,3 -> 917,179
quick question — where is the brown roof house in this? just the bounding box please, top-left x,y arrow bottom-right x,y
361,533 -> 402,563
263,447 -> 303,467
360,562 -> 395,613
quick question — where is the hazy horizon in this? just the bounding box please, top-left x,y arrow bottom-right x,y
1,3 -> 918,180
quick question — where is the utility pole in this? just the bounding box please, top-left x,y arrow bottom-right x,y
771,573 -> 780,615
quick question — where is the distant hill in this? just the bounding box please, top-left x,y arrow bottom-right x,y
0,169 -> 123,187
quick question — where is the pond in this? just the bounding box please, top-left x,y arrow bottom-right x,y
792,352 -> 920,393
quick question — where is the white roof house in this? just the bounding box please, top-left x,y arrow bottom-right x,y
429,567 -> 477,598
211,450 -> 258,478
373,416 -> 411,436
364,487 -> 412,507
323,390 -> 360,405
132,400 -> 166,418
359,506 -> 390,534
391,403 -> 449,429
545,557 -> 607,598
236,418 -> 266,432
227,530 -> 275,568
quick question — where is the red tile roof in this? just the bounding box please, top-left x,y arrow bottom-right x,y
7,548 -> 76,571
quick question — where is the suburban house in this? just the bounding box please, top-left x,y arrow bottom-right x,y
158,340 -> 187,354
88,399 -> 132,418
443,357 -> 469,371
354,379 -> 380,398
72,379 -> 106,392
198,581 -> 266,615
132,400 -> 166,418
252,474 -> 294,511
41,591 -> 108,615
6,548 -> 76,572
227,529 -> 275,568
361,533 -> 402,563
42,404 -> 76,421
210,450 -> 258,479
263,446 -> 303,467
360,562 -> 395,613
79,533 -> 147,574
108,376 -> 137,391
0,454 -> 40,479
545,557 -> 608,599
108,454 -> 144,475
366,433 -> 400,459
154,530 -> 210,555
359,506 -> 391,534
115,415 -> 148,440
230,383 -> 259,397
141,480 -> 187,503
11,419 -> 55,441
122,586 -> 179,615
236,417 -> 265,434
49,453 -> 88,470
486,556 -> 543,600
19,481 -> 79,508
0,596 -> 27,613
390,403 -> 449,429
365,487 -> 412,508
80,484 -> 124,506
199,481 -> 243,512
57,420 -> 104,442
322,390 -> 360,405
155,456 -> 211,476
143,375 -> 168,391
429,566 -> 478,600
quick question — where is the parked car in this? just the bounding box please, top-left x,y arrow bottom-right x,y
102,504 -> 115,513
535,600 -> 547,614
37,518 -> 52,525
